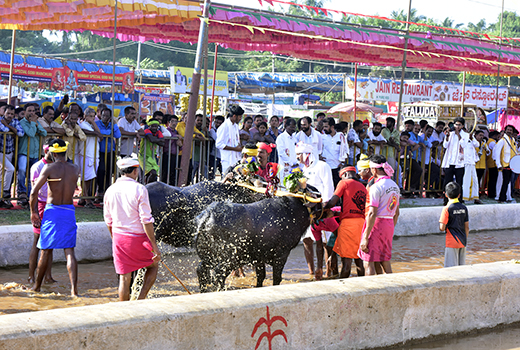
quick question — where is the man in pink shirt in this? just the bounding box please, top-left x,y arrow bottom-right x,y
359,154 -> 400,276
103,158 -> 161,301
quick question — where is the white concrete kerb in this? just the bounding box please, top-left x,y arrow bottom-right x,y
0,262 -> 519,349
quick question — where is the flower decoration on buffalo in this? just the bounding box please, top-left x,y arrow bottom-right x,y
283,167 -> 306,193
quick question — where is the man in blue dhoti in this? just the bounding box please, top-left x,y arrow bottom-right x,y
30,139 -> 81,296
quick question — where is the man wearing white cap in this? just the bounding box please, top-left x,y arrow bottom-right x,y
103,157 -> 161,301
296,141 -> 334,280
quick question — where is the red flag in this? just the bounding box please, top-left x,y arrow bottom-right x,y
265,0 -> 274,4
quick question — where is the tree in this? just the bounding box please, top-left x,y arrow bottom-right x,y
466,19 -> 487,33
390,8 -> 426,30
288,0 -> 330,19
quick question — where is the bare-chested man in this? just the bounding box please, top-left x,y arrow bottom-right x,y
30,138 -> 80,296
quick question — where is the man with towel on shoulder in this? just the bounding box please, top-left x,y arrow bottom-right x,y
103,158 -> 161,301
296,141 -> 334,280
359,154 -> 400,275
30,139 -> 80,296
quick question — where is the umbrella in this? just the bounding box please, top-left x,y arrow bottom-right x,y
327,102 -> 383,114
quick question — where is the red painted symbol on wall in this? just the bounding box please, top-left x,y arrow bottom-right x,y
251,306 -> 288,350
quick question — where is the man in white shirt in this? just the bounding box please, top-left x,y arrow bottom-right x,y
367,122 -> 387,156
422,125 -> 441,191
77,108 -> 102,208
216,105 -> 244,172
462,131 -> 481,204
430,121 -> 446,167
296,116 -> 323,155
321,117 -> 343,186
348,120 -> 363,165
118,106 -> 143,157
208,115 -> 224,180
276,117 -> 298,182
441,117 -> 469,204
493,125 -> 517,202
296,141 -> 334,281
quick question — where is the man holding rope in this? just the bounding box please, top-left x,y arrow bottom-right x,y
103,158 -> 161,301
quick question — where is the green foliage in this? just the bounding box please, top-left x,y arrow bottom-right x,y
283,168 -> 305,193
288,0 -> 331,19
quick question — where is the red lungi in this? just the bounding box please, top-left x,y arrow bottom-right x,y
112,232 -> 154,275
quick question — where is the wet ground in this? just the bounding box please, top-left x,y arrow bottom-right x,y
1,229 -> 520,316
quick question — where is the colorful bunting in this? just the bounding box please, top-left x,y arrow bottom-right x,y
255,0 -> 520,44
208,18 -> 520,74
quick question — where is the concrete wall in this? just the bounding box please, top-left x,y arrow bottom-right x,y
0,262 -> 519,350
395,203 -> 520,236
0,222 -> 112,267
1,203 -> 518,267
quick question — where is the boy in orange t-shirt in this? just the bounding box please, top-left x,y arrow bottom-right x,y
439,181 -> 469,267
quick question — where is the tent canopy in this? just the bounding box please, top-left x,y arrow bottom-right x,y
83,4 -> 520,76
0,0 -> 201,31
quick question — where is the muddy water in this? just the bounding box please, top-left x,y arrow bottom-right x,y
1,229 -> 520,316
393,324 -> 520,349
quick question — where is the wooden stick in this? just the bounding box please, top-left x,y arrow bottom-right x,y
160,260 -> 192,295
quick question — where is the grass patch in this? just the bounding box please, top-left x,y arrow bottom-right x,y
0,207 -> 103,226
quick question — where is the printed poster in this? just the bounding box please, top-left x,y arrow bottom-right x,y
169,66 -> 229,97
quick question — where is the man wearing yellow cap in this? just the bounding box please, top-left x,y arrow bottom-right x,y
139,119 -> 164,184
357,154 -> 372,183
29,138 -> 80,296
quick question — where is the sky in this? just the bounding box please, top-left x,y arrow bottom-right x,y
216,0 -> 520,28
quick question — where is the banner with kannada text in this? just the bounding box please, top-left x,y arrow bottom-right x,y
345,76 -> 508,109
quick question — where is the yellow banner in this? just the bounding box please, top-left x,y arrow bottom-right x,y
170,66 -> 229,97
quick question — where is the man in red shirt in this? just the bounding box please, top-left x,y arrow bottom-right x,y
255,142 -> 279,184
324,166 -> 367,278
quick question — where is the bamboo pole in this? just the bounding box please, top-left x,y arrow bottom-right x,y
178,0 -> 211,186
7,30 -> 16,104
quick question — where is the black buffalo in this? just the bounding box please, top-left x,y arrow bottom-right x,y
195,196 -> 313,292
147,181 -> 263,247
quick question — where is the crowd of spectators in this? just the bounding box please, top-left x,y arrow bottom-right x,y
1,100 -> 518,210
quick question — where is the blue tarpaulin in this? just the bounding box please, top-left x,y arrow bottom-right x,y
136,69 -> 346,94
229,72 -> 345,93
486,109 -> 504,124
